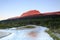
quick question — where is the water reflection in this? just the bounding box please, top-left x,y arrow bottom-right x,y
0,26 -> 53,40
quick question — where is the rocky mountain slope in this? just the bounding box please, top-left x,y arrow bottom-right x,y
0,10 -> 60,30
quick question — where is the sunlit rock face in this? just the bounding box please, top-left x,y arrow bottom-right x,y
20,10 -> 60,17
21,10 -> 40,17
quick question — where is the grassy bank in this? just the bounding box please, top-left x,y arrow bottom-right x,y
51,29 -> 60,34
46,30 -> 60,40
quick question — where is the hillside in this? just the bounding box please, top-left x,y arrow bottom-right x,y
0,10 -> 60,32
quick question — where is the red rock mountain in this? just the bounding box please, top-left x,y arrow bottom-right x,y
20,10 -> 60,17
8,10 -> 60,19
21,10 -> 40,17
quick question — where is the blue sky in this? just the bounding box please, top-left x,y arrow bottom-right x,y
0,0 -> 60,20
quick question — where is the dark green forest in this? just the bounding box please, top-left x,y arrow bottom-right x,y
0,15 -> 60,29
0,15 -> 60,32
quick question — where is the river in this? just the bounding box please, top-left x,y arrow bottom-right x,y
0,26 -> 53,40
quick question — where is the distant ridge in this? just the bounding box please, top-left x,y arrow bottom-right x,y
20,10 -> 60,18
43,11 -> 60,15
8,10 -> 60,19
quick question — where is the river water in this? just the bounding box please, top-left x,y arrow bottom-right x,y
0,26 -> 53,40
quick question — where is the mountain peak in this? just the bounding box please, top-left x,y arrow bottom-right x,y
21,10 -> 40,17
